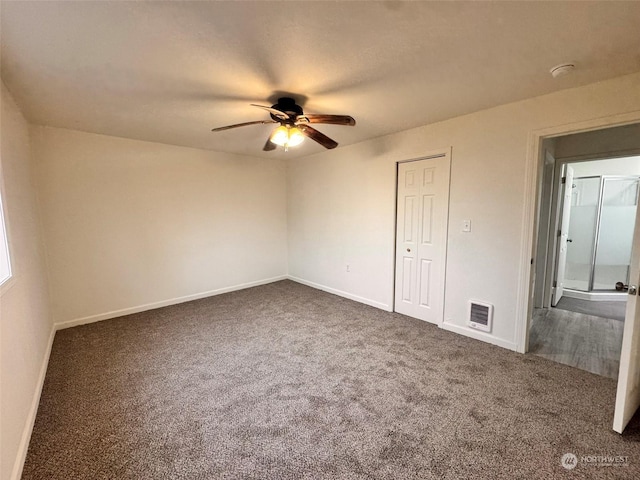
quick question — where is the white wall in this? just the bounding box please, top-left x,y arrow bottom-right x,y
287,72 -> 640,350
571,156 -> 640,177
30,127 -> 288,326
0,83 -> 53,480
287,148 -> 394,310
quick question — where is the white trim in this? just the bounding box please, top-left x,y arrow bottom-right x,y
563,289 -> 627,302
11,326 -> 56,480
396,151 -> 447,164
287,275 -> 391,311
517,110 -> 640,353
0,185 -> 13,289
440,147 -> 453,327
55,275 -> 288,330
441,321 -> 518,351
0,274 -> 17,296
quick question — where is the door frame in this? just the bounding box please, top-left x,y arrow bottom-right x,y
393,148 -> 452,325
517,110 -> 640,354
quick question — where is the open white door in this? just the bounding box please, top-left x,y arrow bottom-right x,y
552,165 -> 574,306
613,200 -> 640,433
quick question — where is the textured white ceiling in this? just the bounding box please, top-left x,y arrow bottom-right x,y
1,1 -> 639,158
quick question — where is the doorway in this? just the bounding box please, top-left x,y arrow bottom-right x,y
529,129 -> 640,379
524,119 -> 640,434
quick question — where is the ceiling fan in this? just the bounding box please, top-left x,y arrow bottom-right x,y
211,97 -> 356,151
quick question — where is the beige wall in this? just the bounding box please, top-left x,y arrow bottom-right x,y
0,83 -> 53,480
31,127 -> 288,326
287,72 -> 640,350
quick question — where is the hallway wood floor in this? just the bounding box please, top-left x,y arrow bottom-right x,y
529,307 -> 623,379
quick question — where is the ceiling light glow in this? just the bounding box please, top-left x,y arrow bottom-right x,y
271,125 -> 304,149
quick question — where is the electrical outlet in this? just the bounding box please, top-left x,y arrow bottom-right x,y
346,264 -> 350,272
462,220 -> 471,232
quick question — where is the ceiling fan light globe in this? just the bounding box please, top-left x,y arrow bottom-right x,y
288,128 -> 305,147
271,126 -> 289,146
271,125 -> 305,148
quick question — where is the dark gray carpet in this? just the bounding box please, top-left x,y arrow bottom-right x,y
556,296 -> 626,322
23,280 -> 640,479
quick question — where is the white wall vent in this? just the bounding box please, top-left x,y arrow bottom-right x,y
468,300 -> 493,333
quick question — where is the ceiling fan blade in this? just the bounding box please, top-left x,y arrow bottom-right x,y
211,120 -> 276,132
250,104 -> 290,121
296,114 -> 356,126
298,125 -> 338,149
263,137 -> 277,151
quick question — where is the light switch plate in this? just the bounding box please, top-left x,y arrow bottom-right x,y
462,220 -> 471,232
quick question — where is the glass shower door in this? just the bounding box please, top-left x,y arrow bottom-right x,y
593,178 -> 639,290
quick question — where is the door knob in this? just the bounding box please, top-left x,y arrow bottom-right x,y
407,248 -> 411,252
629,285 -> 637,295
616,282 -> 629,291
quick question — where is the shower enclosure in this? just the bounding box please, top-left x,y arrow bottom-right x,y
564,175 -> 640,293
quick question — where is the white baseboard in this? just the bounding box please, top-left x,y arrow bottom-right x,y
287,275 -> 391,311
55,275 -> 288,330
563,289 -> 627,302
440,321 -> 518,351
11,325 -> 56,480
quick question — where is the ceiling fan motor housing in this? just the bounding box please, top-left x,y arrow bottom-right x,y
270,97 -> 303,122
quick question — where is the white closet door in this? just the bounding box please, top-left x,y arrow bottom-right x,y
395,154 -> 450,324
